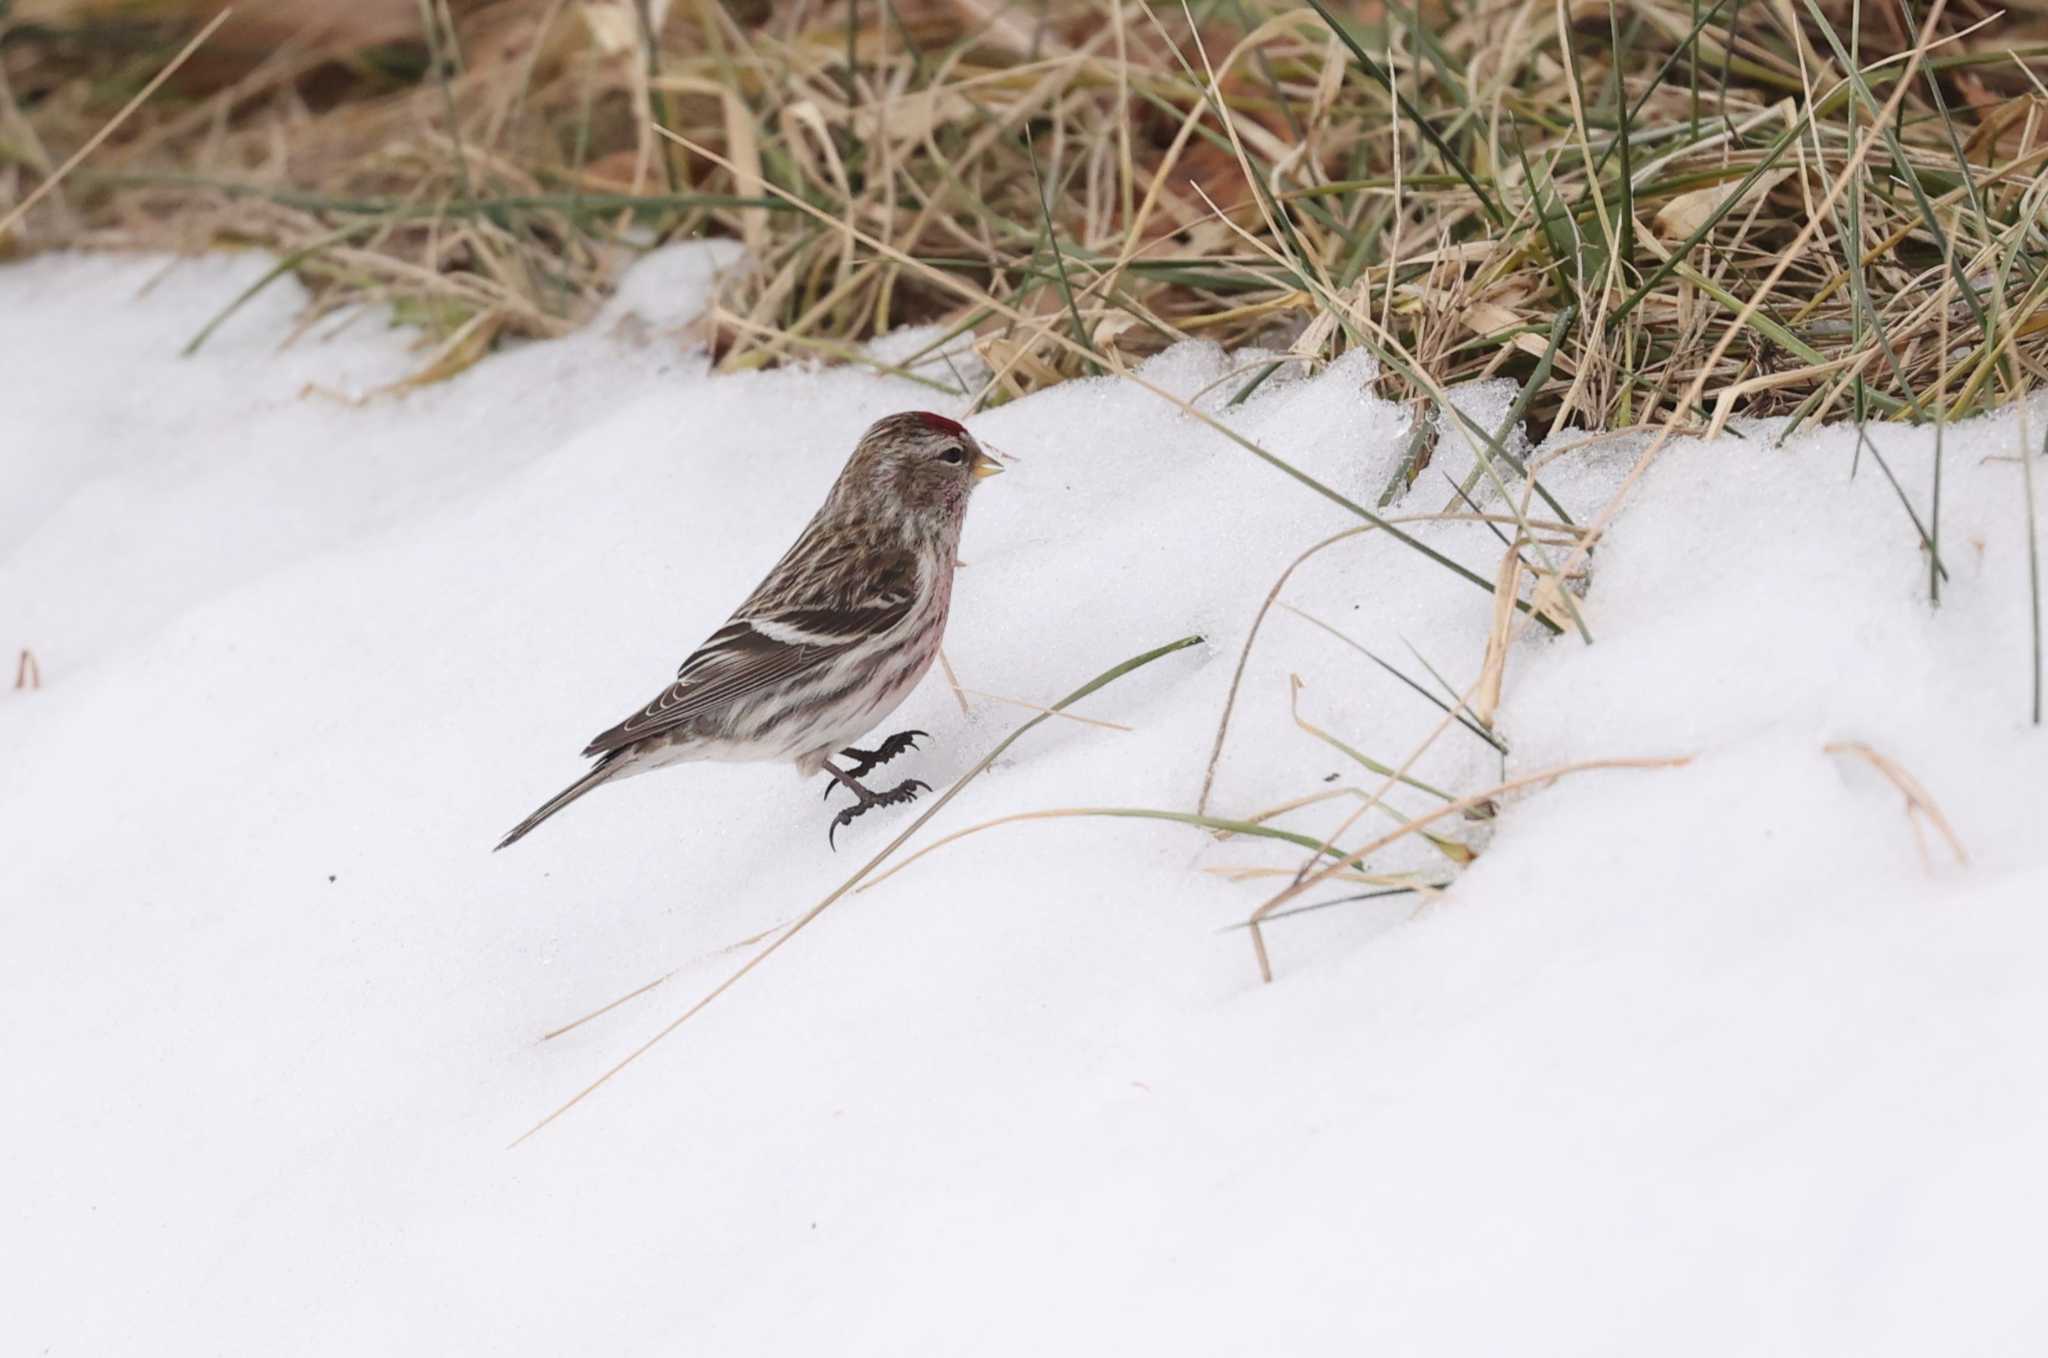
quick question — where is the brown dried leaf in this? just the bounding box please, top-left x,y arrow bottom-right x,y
1474,546 -> 1518,730
1528,571 -> 1577,632
1652,169 -> 1791,241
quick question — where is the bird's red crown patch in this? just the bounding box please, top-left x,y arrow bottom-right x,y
911,411 -> 967,436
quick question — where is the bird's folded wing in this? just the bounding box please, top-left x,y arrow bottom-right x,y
580,592 -> 917,758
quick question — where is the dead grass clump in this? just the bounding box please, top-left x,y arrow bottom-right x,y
4,0 -> 2047,427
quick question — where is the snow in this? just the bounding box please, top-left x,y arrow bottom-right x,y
4,245 -> 2046,1354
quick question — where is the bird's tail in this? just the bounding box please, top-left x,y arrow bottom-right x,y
495,758 -> 620,851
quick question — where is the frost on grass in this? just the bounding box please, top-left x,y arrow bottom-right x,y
3,246 -> 2046,1355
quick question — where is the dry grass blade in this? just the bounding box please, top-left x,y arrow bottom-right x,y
539,917 -> 790,1042
950,687 -> 1134,731
0,8 -> 232,241
1246,753 -> 1695,981
539,968 -> 678,1043
1199,524 -> 1369,816
1203,863 -> 1430,889
853,804 -> 1366,894
1227,884 -> 1434,928
1287,673 -> 1458,805
1279,602 -> 1508,752
1474,544 -> 1521,731
935,649 -> 973,717
508,634 -> 1200,1146
1824,739 -> 1970,866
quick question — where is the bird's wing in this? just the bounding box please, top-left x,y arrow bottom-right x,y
580,548 -> 921,758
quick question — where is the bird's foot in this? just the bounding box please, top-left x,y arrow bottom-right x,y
827,777 -> 930,849
823,729 -> 928,796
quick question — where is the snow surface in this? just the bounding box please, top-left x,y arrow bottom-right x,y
5,245 -> 2047,1354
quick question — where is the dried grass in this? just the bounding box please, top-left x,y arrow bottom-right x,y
4,0 -> 2045,423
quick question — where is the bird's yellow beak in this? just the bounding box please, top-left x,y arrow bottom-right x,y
970,450 -> 1005,480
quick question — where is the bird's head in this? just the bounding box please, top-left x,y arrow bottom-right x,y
839,410 -> 1003,537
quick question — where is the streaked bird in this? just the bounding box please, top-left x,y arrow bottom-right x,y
497,411 -> 1002,850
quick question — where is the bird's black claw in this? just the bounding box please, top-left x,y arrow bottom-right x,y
877,777 -> 930,808
825,777 -> 930,849
836,730 -> 930,781
882,730 -> 929,759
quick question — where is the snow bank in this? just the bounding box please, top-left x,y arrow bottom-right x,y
4,246 -> 2045,1354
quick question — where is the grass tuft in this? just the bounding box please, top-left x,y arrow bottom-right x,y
3,0 -> 2044,423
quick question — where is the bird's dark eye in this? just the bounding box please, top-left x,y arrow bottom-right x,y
940,446 -> 966,464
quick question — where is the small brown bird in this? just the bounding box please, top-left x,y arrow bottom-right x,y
497,411 -> 1002,850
